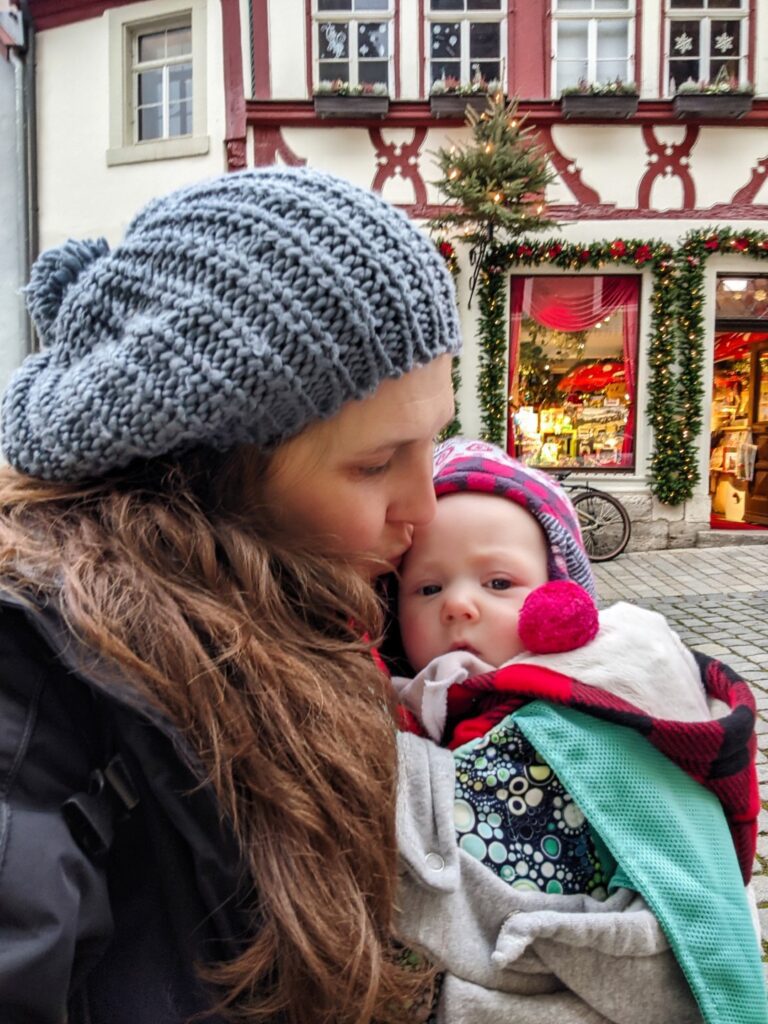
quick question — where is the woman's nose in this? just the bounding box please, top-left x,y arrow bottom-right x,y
389,448 -> 437,527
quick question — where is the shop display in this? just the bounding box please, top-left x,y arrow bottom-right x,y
513,395 -> 630,469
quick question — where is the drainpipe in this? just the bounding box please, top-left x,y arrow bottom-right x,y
4,1 -> 35,356
9,48 -> 31,355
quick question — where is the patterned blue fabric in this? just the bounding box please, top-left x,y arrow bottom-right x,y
453,715 -> 608,896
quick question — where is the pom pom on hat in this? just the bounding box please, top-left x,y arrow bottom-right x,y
24,237 -> 110,341
518,580 -> 599,654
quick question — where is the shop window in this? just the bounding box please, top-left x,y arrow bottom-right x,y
107,0 -> 208,167
426,0 -> 505,91
315,0 -> 394,90
552,0 -> 634,95
715,275 -> 768,321
666,0 -> 748,95
508,275 -> 640,471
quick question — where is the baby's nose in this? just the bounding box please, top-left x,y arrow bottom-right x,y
440,590 -> 479,623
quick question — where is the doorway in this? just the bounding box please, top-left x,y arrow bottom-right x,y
710,333 -> 768,527
710,274 -> 768,527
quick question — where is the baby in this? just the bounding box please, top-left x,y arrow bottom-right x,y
393,438 -> 712,895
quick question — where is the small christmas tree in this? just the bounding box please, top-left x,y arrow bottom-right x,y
431,94 -> 557,249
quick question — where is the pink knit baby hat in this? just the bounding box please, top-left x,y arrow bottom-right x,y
433,438 -> 596,598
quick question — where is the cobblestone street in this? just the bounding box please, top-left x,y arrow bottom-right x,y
592,544 -> 768,971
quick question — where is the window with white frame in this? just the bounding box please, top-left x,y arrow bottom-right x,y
107,0 -> 208,167
426,0 -> 505,90
131,20 -> 192,142
552,0 -> 635,96
666,0 -> 748,94
315,1 -> 394,90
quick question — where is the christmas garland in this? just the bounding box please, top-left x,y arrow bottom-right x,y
436,239 -> 463,439
473,230 -> 768,504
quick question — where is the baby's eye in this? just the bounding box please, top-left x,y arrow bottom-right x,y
418,584 -> 442,596
485,578 -> 512,591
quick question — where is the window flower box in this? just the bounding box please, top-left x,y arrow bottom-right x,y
430,93 -> 495,118
313,94 -> 389,119
560,80 -> 638,120
561,93 -> 638,120
429,76 -> 502,119
673,92 -> 753,119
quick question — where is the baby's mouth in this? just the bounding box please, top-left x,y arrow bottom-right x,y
449,641 -> 481,658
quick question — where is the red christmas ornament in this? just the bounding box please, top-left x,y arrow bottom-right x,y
547,244 -> 563,259
579,249 -> 591,262
731,238 -> 749,251
610,239 -> 627,258
704,236 -> 720,250
634,244 -> 652,264
516,244 -> 533,258
439,241 -> 455,258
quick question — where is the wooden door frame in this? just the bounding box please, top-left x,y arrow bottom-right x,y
745,342 -> 768,525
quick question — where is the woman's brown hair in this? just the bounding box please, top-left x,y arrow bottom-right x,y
0,447 -> 431,1024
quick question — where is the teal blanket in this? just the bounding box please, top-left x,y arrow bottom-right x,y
512,701 -> 766,1024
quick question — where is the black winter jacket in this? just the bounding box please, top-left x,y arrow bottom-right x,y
0,590 -> 253,1023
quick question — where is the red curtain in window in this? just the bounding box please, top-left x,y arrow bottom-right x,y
523,276 -> 637,333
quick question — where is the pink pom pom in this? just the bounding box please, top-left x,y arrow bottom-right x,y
518,580 -> 599,655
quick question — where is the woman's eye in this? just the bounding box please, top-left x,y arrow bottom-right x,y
356,461 -> 392,477
419,584 -> 441,596
486,578 -> 512,591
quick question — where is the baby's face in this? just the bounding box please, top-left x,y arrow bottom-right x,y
398,492 -> 550,672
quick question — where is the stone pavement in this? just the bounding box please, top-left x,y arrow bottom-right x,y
592,544 -> 768,971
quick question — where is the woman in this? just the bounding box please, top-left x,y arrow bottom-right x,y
0,167 -> 459,1023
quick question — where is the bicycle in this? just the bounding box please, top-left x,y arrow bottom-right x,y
552,471 -> 631,562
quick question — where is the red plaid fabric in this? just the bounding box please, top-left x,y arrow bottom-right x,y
400,652 -> 759,884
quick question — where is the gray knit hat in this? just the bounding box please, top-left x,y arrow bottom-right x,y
2,167 -> 461,481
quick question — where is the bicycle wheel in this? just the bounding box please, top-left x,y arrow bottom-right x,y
571,489 -> 631,562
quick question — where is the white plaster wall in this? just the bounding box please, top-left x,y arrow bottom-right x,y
268,0 -> 307,98
240,0 -> 252,98
36,1 -> 227,250
639,0 -> 661,97
756,0 -> 768,95
399,0 -> 420,99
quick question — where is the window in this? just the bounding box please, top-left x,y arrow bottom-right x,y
666,0 -> 748,94
314,1 -> 393,90
715,275 -> 768,322
108,0 -> 208,166
509,276 -> 640,471
552,0 -> 634,96
132,22 -> 192,142
426,0 -> 505,90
